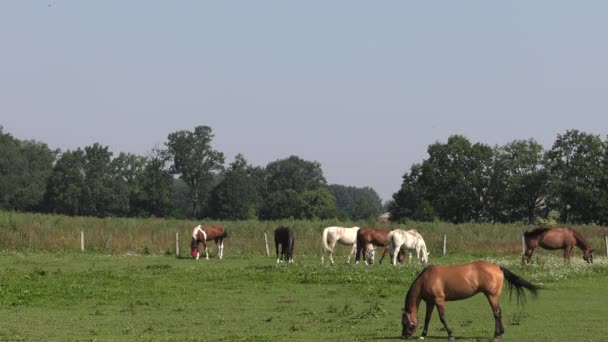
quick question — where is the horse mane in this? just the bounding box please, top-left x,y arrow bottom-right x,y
523,226 -> 551,238
570,228 -> 591,249
405,267 -> 429,306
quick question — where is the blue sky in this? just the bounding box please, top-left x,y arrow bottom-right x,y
2,1 -> 607,201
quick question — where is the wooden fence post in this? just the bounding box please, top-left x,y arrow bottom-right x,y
264,233 -> 269,256
176,232 -> 180,257
442,234 -> 447,256
80,231 -> 84,252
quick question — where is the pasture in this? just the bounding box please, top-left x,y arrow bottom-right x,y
1,211 -> 608,341
1,252 -> 608,341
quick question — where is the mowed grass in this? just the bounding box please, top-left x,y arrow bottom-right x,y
1,251 -> 608,341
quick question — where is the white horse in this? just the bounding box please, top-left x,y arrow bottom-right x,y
321,226 -> 360,264
387,229 -> 429,265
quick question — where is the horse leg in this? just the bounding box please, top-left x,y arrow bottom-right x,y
276,241 -> 280,263
203,241 -> 209,260
564,246 -> 571,263
379,247 -> 389,265
421,300 -> 434,337
289,238 -> 295,263
436,302 -> 453,341
219,239 -> 224,259
355,243 -> 362,265
522,247 -> 534,265
329,240 -> 336,264
486,294 -> 504,341
347,243 -> 356,264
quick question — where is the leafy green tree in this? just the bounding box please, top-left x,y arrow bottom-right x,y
44,149 -> 87,215
265,155 -> 326,193
132,150 -> 174,217
418,135 -> 493,223
300,187 -> 337,219
545,130 -> 605,223
493,139 -> 549,224
329,184 -> 383,220
0,127 -> 57,211
259,189 -> 302,220
80,143 -> 123,217
208,154 -> 266,220
389,164 -> 436,222
165,126 -> 225,218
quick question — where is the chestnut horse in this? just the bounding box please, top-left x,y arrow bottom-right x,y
190,225 -> 228,260
275,226 -> 295,263
522,226 -> 594,264
355,228 -> 404,265
402,261 -> 538,341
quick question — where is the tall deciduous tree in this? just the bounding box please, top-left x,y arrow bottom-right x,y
45,149 -> 87,215
0,127 -> 57,211
329,184 -> 383,220
493,139 -> 548,224
165,126 -> 225,218
418,135 -> 493,223
132,149 -> 174,217
545,130 -> 605,223
208,154 -> 266,220
265,155 -> 326,193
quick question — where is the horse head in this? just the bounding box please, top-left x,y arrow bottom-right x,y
583,249 -> 594,263
190,238 -> 199,259
401,310 -> 418,339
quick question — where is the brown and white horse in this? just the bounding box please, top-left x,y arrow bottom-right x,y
522,226 -> 594,264
190,225 -> 228,260
402,261 -> 538,341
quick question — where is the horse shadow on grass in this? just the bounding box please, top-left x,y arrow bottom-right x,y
372,336 -> 488,341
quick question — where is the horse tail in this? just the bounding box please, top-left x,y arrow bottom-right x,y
500,266 -> 538,304
322,228 -> 333,253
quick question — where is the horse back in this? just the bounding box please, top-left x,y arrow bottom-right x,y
422,261 -> 503,301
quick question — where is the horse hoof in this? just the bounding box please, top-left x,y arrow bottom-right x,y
418,336 -> 425,340
492,337 -> 502,342
448,337 -> 455,342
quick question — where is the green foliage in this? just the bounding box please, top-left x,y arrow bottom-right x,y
545,130 -> 606,224
329,184 -> 383,220
165,125 -> 225,218
208,154 -> 266,220
299,187 -> 337,219
131,150 -> 174,217
265,155 -> 327,193
0,127 -> 57,212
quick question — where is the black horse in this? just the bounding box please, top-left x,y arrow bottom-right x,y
274,226 -> 295,263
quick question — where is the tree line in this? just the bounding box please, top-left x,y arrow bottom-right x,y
0,125 -> 382,220
388,130 -> 608,225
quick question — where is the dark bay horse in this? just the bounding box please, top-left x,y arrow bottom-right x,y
190,225 -> 228,260
274,226 -> 295,263
402,261 -> 538,341
355,228 -> 404,265
522,226 -> 594,264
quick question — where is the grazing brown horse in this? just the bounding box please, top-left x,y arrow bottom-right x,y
401,261 -> 538,341
522,226 -> 594,264
190,225 -> 228,260
355,228 -> 404,265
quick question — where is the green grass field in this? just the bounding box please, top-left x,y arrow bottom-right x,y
1,251 -> 607,341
